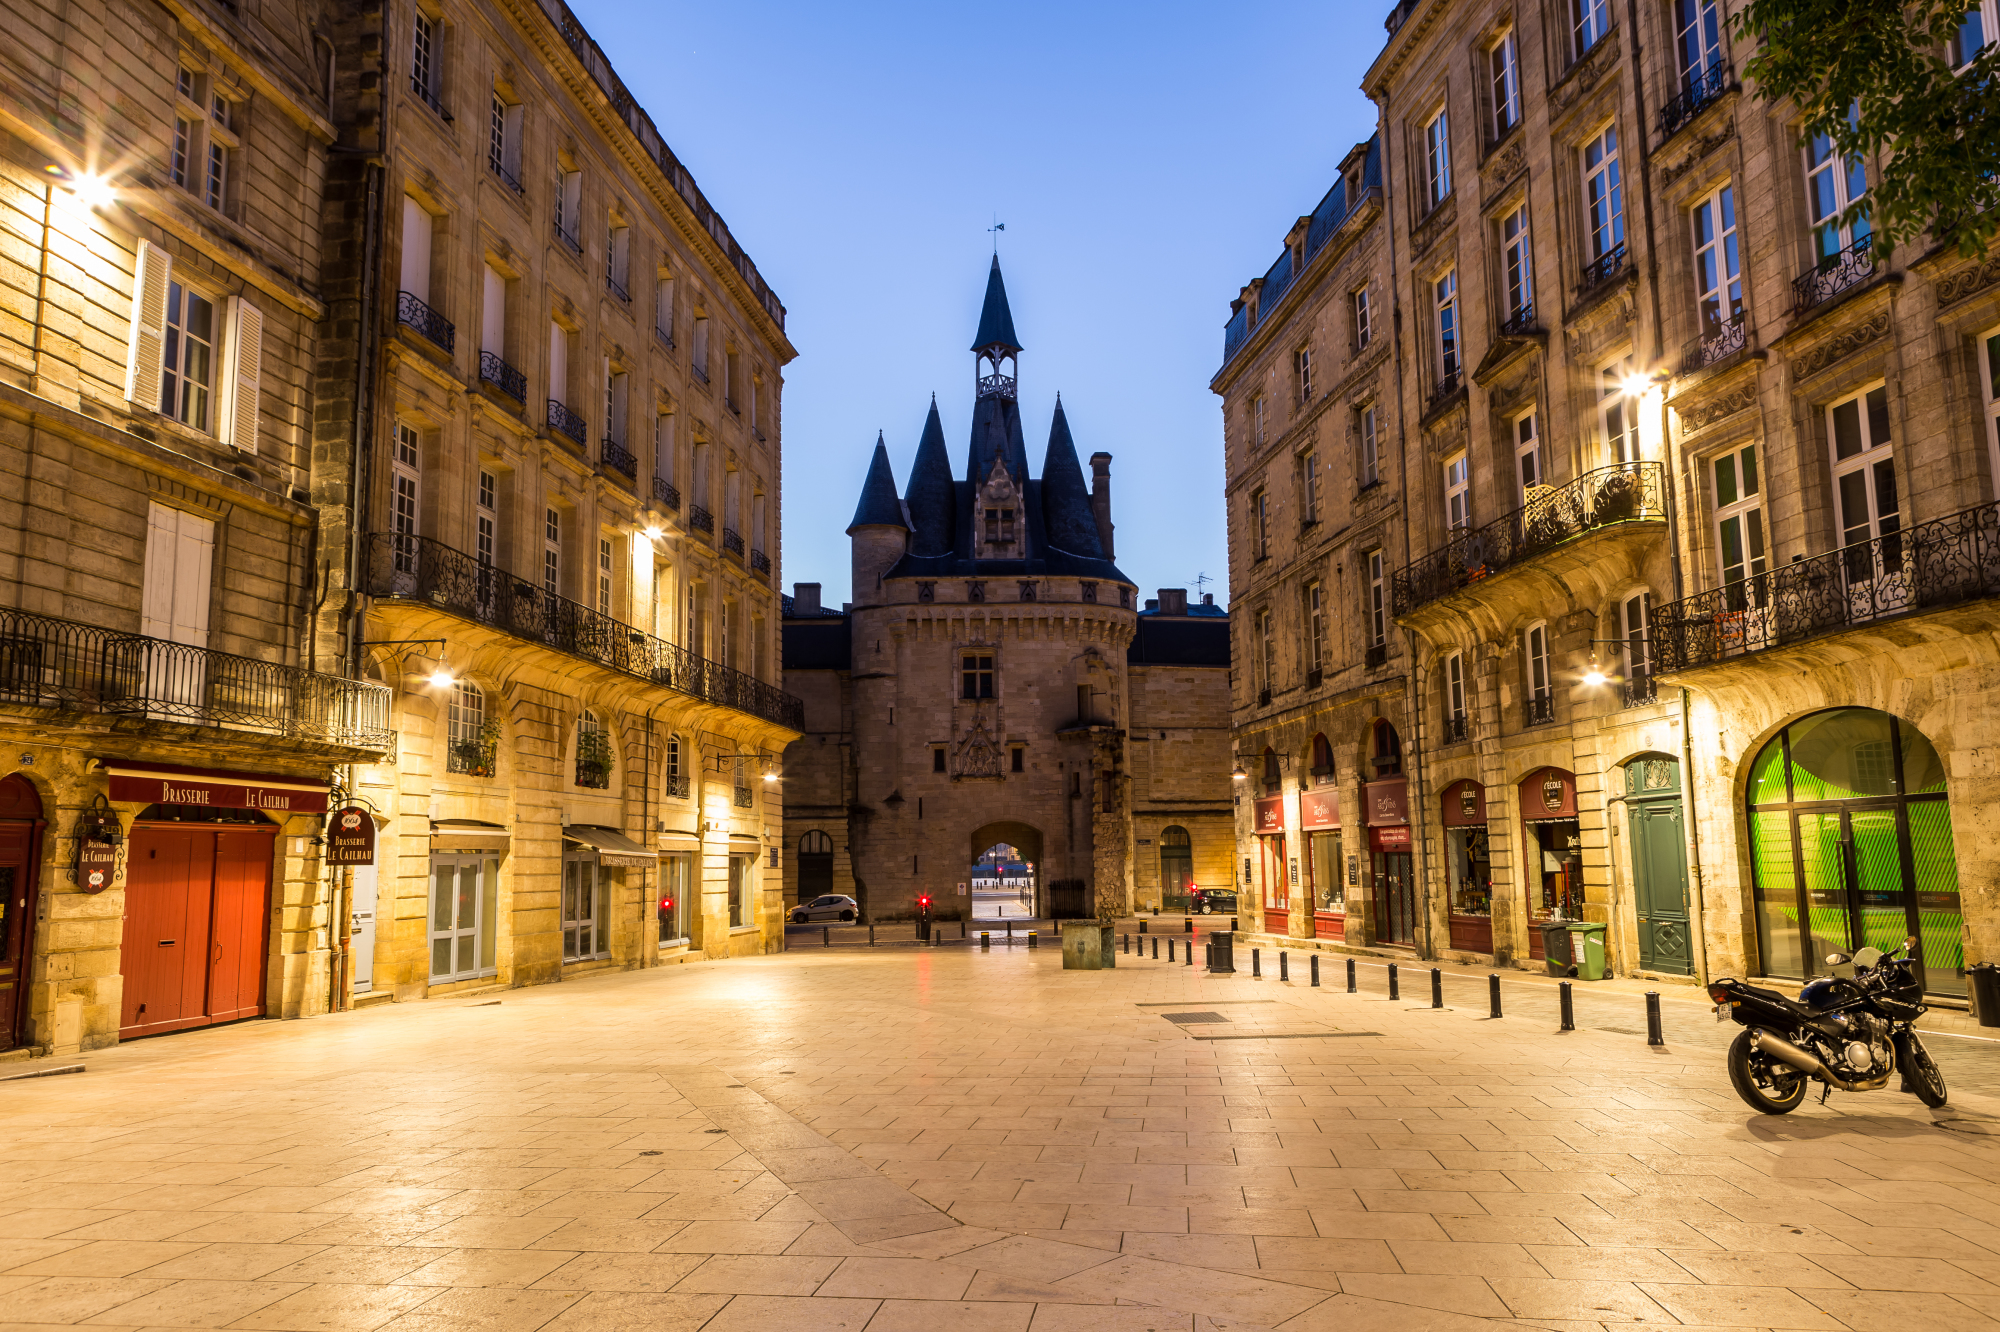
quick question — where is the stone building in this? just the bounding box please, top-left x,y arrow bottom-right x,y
0,0 -> 392,1053
310,0 -> 800,1002
782,261 -> 1233,921
1218,0 -> 2000,999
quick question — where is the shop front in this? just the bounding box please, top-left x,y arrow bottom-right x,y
1254,794 -> 1287,934
1440,780 -> 1492,953
1365,777 -> 1415,946
563,825 -> 657,963
1302,788 -> 1343,939
427,821 -> 510,989
102,761 -> 328,1040
1746,709 -> 1965,996
657,834 -> 699,946
1520,768 -> 1582,962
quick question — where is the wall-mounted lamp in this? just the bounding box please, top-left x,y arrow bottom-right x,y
1231,765 -> 1248,781
361,638 -> 450,687
46,164 -> 114,209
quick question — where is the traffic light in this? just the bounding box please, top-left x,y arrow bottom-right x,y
918,894 -> 931,911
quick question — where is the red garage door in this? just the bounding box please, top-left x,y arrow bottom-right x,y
121,823 -> 274,1038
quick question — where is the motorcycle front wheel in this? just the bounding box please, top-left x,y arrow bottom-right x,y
1895,1032 -> 1948,1108
1727,1030 -> 1808,1114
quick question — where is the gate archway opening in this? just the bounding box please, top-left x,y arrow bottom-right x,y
796,830 -> 834,906
1746,708 -> 1963,995
968,821 -> 1043,919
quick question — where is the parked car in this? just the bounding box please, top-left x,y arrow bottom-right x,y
1191,888 -> 1238,915
792,895 -> 858,924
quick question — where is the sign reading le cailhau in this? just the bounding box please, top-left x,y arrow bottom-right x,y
105,763 -> 331,814
326,806 -> 377,866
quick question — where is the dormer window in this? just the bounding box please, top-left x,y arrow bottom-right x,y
984,507 -> 1015,546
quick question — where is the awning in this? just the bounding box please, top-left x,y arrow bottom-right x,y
97,759 -> 331,814
656,831 -> 702,851
564,825 -> 657,867
431,819 -> 511,852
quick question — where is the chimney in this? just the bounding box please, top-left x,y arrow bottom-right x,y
1158,588 -> 1188,616
1144,598 -> 1160,612
1202,592 -> 1215,605
1089,452 -> 1115,559
792,582 -> 821,616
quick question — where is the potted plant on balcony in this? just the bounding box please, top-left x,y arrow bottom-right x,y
575,726 -> 612,789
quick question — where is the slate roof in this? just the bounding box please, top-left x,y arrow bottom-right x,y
1127,615 -> 1231,668
971,255 -> 1022,353
847,434 -> 908,533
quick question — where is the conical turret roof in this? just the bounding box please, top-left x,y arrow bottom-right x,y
846,433 -> 908,533
1038,396 -> 1104,559
905,397 -> 957,557
971,255 -> 1022,353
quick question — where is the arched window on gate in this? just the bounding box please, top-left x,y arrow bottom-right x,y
1308,733 -> 1335,786
1370,718 -> 1402,776
796,829 -> 836,904
1261,746 -> 1282,795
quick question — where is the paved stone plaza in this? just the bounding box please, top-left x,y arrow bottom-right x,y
3,943 -> 2000,1332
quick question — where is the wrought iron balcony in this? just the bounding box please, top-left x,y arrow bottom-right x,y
691,361 -> 709,384
1681,314 -> 1747,374
548,400 -> 587,445
724,396 -> 739,416
487,155 -> 523,194
1393,461 -> 1665,614
1581,243 -> 1628,290
733,784 -> 753,808
1365,643 -> 1388,668
480,352 -> 526,403
0,607 -> 391,750
1620,671 -> 1658,707
361,533 -> 805,729
663,771 -> 690,799
606,273 -> 629,303
750,548 -> 770,575
1440,714 -> 1468,743
447,736 -> 495,777
1651,500 -> 2000,674
753,426 -> 767,443
1524,695 -> 1556,727
689,505 -> 714,535
721,527 -> 745,557
1659,64 -> 1730,140
655,324 -> 675,350
1792,235 -> 1876,313
1497,304 -> 1538,338
653,478 -> 681,511
410,77 -> 453,121
397,291 -> 454,353
555,222 -> 581,255
1428,369 -> 1462,411
602,437 -> 636,480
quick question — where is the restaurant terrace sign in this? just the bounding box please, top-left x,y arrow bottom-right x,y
102,761 -> 331,814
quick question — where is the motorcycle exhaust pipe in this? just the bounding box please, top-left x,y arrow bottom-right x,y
1749,1029 -> 1891,1094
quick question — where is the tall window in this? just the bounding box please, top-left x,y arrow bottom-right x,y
1424,108 -> 1452,209
543,507 -> 561,597
1366,549 -> 1386,648
411,11 -> 444,110
170,69 -> 234,212
606,220 -> 630,298
1252,489 -> 1270,557
430,854 -> 499,982
597,536 -> 613,617
1712,442 -> 1767,605
1598,359 -> 1639,463
729,853 -> 755,929
655,273 -> 676,343
1489,32 -> 1521,138
1306,581 -> 1326,674
961,653 -> 994,700
161,281 -> 216,429
391,425 -> 421,568
1692,185 -> 1743,335
561,853 -> 606,957
1572,0 -> 1610,57
1252,395 -> 1267,446
1302,452 -> 1320,523
1525,621 -> 1553,721
554,168 -> 582,246
1952,0 -> 1996,67
447,682 -> 493,777
1434,269 -> 1460,385
1514,411 -> 1542,497
1980,326 -> 2000,499
1359,406 -> 1379,486
692,314 -> 710,376
1353,287 -> 1373,350
1584,127 -> 1625,261
1622,591 -> 1653,693
1444,452 -> 1470,530
1445,652 -> 1468,731
476,471 -> 496,567
658,852 -> 690,942
1501,206 -> 1532,322
1294,346 -> 1314,402
1258,609 -> 1275,694
1828,384 -> 1899,582
488,96 -> 523,189
1674,0 -> 1723,83
575,709 -> 610,788
1805,120 -> 1870,261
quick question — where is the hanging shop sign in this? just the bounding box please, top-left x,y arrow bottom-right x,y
77,841 -> 119,893
1300,790 -> 1340,830
1362,777 -> 1408,825
326,806 -> 377,866
1253,796 -> 1284,834
100,761 -> 330,814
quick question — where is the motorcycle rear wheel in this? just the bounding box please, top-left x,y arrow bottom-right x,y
1727,1030 -> 1808,1114
1895,1032 -> 1948,1108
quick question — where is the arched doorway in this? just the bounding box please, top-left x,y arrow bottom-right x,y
122,803 -> 276,1039
1747,709 -> 1963,995
0,774 -> 46,1051
1624,756 -> 1690,974
1520,768 -> 1581,962
969,821 -> 1043,919
796,830 -> 834,905
1159,826 -> 1193,912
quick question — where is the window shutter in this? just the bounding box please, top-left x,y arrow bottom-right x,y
141,501 -> 179,639
220,296 -> 263,453
141,502 -> 215,647
124,239 -> 172,407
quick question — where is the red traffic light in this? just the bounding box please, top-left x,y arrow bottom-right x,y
660,897 -> 673,911
918,895 -> 931,908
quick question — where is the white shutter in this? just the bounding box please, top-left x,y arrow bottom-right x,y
141,502 -> 179,639
141,502 -> 215,647
125,240 -> 172,407
549,321 -> 567,401
482,265 -> 505,356
218,296 -> 263,453
401,197 -> 431,303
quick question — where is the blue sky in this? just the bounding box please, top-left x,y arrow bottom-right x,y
582,0 -> 1385,609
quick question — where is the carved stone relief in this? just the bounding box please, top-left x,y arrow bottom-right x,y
1675,381 -> 1758,434
1937,255 -> 2000,307
1549,36 -> 1620,118
1659,121 -> 1736,187
1789,311 -> 1892,381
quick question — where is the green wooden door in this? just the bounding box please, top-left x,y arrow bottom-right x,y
1630,800 -> 1692,973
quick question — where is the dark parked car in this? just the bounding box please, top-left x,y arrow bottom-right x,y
791,894 -> 858,924
1191,888 -> 1238,915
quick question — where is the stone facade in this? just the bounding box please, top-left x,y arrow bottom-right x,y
1216,0 -> 2000,999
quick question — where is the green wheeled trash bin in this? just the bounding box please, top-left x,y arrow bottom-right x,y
1538,921 -> 1573,976
1969,962 -> 2000,1028
1568,922 -> 1608,980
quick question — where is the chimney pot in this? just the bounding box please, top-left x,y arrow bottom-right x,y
792,582 -> 821,616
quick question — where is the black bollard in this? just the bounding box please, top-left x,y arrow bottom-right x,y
1140,920 -> 1148,934
1185,938 -> 1193,966
1205,941 -> 1213,969
1346,958 -> 1357,993
1431,968 -> 1443,1009
1028,930 -> 1038,949
1168,939 -> 1175,963
961,919 -> 967,938
1388,963 -> 1400,1001
1488,973 -> 1502,1018
1252,948 -> 1261,978
1559,981 -> 1575,1031
980,932 -> 990,950
1184,917 -> 1194,934
1279,952 -> 1289,983
1007,920 -> 1014,942
869,924 -> 876,947
1153,936 -> 1160,960
823,926 -> 831,948
1122,933 -> 1129,954
1310,955 -> 1321,987
1646,991 -> 1664,1046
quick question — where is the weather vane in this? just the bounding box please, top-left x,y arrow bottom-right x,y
989,217 -> 1004,252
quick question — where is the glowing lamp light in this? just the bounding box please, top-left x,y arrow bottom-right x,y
1231,766 -> 1248,781
47,165 -> 114,209
642,526 -> 664,540
428,669 -> 455,688
1581,655 -> 1607,688
1620,372 -> 1655,398
762,770 -> 778,784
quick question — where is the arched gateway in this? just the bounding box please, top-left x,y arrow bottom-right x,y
969,822 -> 1043,919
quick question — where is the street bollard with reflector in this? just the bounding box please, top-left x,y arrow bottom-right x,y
980,932 -> 990,950
1646,991 -> 1664,1046
1346,958 -> 1356,992
1388,963 -> 1400,1001
1252,948 -> 1261,978
1310,955 -> 1320,987
1027,930 -> 1038,948
1559,981 -> 1575,1031
1279,952 -> 1288,983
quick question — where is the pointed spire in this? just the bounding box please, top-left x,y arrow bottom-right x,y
904,400 -> 957,557
1039,397 -> 1104,558
971,255 -> 1022,353
846,433 -> 908,534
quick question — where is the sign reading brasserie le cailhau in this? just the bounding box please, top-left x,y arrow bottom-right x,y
326,806 -> 377,866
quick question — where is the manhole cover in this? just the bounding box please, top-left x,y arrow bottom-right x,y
1936,1119 -> 2000,1136
1161,1012 -> 1230,1024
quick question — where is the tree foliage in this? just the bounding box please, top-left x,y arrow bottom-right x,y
1730,0 -> 2000,258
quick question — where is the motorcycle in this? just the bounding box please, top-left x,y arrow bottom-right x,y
1708,937 -> 1947,1114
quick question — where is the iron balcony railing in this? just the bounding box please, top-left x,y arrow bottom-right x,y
722,527 -> 745,557
653,478 -> 680,510
1581,243 -> 1628,290
1497,303 -> 1538,337
1440,714 -> 1469,743
750,548 -> 770,575
1681,313 -> 1747,373
606,273 -> 629,303
1651,500 -> 2000,673
480,352 -> 527,403
663,771 -> 690,799
488,156 -> 523,194
1793,234 -> 1876,312
602,437 -> 636,479
1659,63 -> 1730,140
1524,695 -> 1556,727
0,607 -> 391,750
1428,369 -> 1462,411
1394,461 -> 1665,614
724,396 -> 739,416
555,221 -> 582,255
362,533 -> 805,729
410,76 -> 453,121
1621,671 -> 1658,707
655,324 -> 675,350
689,504 -> 714,535
397,291 -> 454,353
447,735 -> 496,777
1365,643 -> 1388,668
548,400 -> 587,444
